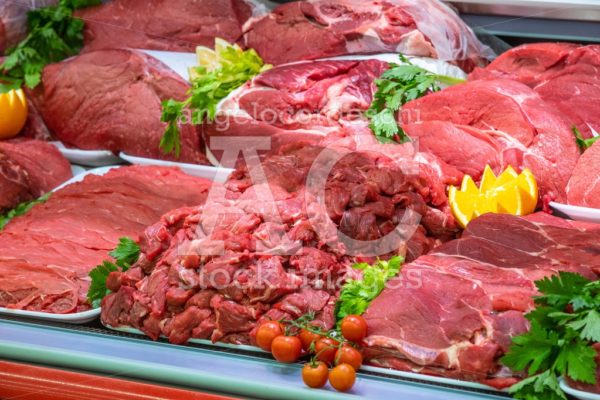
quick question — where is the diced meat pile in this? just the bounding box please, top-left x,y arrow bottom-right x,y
0,139 -> 72,212
0,166 -> 213,313
470,43 -> 600,139
77,0 -> 256,53
0,0 -> 57,55
101,144 -> 461,344
567,140 -> 600,209
400,79 -> 580,203
362,213 -> 600,389
243,0 -> 493,70
31,49 -> 209,164
204,59 -> 389,159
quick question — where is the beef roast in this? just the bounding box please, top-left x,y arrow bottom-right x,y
0,166 -> 214,313
0,139 -> 72,212
567,140 -> 600,209
362,213 -> 600,389
35,49 -> 209,164
400,79 -> 580,203
470,43 -> 600,139
243,0 -> 493,70
77,0 -> 255,53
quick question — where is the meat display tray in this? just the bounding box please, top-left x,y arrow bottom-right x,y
51,141 -> 124,167
549,202 -> 600,224
105,323 -> 503,393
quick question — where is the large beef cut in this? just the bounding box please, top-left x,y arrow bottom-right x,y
0,0 -> 57,55
77,0 -> 256,53
567,140 -> 600,209
204,59 -> 389,160
243,0 -> 493,70
0,138 -> 72,212
101,144 -> 462,344
0,166 -> 214,313
470,43 -> 600,139
400,79 -> 580,203
34,49 -> 209,164
362,213 -> 600,389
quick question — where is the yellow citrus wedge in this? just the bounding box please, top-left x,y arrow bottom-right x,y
448,165 -> 539,228
196,46 -> 219,70
0,88 -> 28,139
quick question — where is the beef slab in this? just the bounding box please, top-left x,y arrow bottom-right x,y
470,43 -> 600,139
243,0 -> 493,70
567,140 -> 600,209
362,213 -> 600,389
0,166 -> 214,313
34,49 -> 209,164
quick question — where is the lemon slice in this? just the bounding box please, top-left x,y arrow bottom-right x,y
196,46 -> 219,70
449,186 -> 478,228
479,165 -> 497,193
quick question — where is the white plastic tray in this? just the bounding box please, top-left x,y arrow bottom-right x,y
0,166 -> 120,323
105,323 -> 500,392
51,141 -> 123,167
119,152 -> 233,183
560,379 -> 600,400
549,202 -> 600,224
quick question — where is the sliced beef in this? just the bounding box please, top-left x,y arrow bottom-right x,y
567,140 -> 600,209
77,0 -> 254,53
401,79 -> 580,203
362,213 -> 600,389
35,49 -> 209,164
0,1 -> 57,55
470,43 -> 600,139
0,166 -> 214,313
243,0 -> 493,70
0,152 -> 31,211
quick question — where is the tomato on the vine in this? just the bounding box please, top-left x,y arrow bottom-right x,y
299,328 -> 321,351
340,315 -> 368,342
329,363 -> 356,392
315,337 -> 339,365
302,361 -> 329,388
271,335 -> 302,363
335,345 -> 363,370
255,321 -> 284,352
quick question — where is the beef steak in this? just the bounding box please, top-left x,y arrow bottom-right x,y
567,140 -> 600,209
243,0 -> 493,70
35,49 -> 209,164
470,43 -> 600,139
0,0 -> 57,55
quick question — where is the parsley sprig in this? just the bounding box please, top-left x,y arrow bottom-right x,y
0,0 -> 100,93
87,237 -> 140,308
335,256 -> 404,321
368,55 -> 465,143
502,272 -> 600,400
0,193 -> 50,230
160,41 -> 270,156
573,126 -> 599,151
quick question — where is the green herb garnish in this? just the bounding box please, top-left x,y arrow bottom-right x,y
87,237 -> 140,308
368,55 -> 465,143
573,126 -> 599,151
0,0 -> 100,93
0,192 -> 51,230
502,272 -> 600,400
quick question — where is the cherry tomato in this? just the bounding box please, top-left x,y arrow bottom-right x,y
340,315 -> 368,343
315,337 -> 339,365
255,321 -> 284,352
329,363 -> 356,392
299,328 -> 321,352
271,335 -> 302,363
335,345 -> 363,370
302,361 -> 329,388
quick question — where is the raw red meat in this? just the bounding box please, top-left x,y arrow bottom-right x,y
470,43 -> 600,139
243,0 -> 493,70
0,0 -> 57,55
204,59 -> 389,160
101,144 -> 459,344
34,49 -> 209,164
0,139 -> 72,212
0,166 -> 214,313
362,213 -> 600,388
77,0 -> 255,53
567,140 -> 600,208
400,79 -> 580,202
